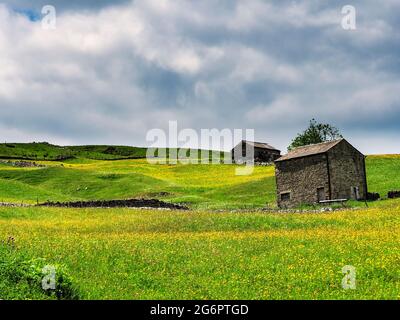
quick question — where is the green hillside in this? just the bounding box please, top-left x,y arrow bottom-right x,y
0,142 -> 226,161
0,142 -> 147,160
0,159 -> 275,209
365,155 -> 400,198
0,154 -> 399,209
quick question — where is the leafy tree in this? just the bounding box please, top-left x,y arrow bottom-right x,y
288,119 -> 342,151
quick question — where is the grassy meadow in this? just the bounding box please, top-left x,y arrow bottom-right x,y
1,204 -> 399,299
0,149 -> 399,299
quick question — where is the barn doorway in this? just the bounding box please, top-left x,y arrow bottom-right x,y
351,187 -> 360,200
317,187 -> 325,202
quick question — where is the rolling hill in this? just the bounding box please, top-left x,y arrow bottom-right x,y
0,142 -> 227,161
0,150 -> 399,209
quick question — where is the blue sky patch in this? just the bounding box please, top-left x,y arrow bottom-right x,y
14,9 -> 41,22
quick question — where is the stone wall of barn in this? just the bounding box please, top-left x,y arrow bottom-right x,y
327,140 -> 367,200
275,154 -> 330,208
254,148 -> 281,162
232,142 -> 280,163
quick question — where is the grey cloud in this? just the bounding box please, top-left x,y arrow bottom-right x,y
0,1 -> 399,153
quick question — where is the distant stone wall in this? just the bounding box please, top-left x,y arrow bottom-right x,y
0,160 -> 45,168
39,199 -> 189,210
275,154 -> 329,208
388,191 -> 400,199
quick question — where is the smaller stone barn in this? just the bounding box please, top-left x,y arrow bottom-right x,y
231,140 -> 281,163
275,139 -> 367,208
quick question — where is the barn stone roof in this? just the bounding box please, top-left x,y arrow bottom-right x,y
275,139 -> 344,162
242,140 -> 280,151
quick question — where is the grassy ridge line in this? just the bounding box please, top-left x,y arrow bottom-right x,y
0,142 -> 228,161
0,142 -> 145,160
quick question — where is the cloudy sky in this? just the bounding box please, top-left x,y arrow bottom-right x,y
0,0 -> 399,153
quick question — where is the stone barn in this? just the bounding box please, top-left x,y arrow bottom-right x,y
231,140 -> 281,163
275,139 -> 367,208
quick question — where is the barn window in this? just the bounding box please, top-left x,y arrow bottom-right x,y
317,187 -> 325,202
281,192 -> 291,201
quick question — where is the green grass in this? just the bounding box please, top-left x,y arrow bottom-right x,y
0,153 -> 399,299
0,204 -> 398,299
366,155 -> 400,198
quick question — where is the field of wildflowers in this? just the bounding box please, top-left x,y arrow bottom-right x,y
0,201 -> 399,299
0,155 -> 399,299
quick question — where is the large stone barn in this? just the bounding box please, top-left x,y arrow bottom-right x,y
231,140 -> 281,163
275,139 -> 367,208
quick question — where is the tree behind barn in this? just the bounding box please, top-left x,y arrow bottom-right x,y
288,119 -> 342,151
